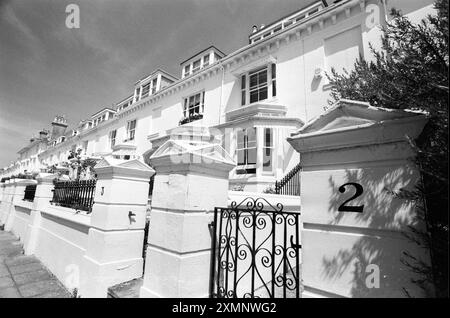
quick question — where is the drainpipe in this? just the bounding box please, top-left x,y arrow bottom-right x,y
218,62 -> 225,125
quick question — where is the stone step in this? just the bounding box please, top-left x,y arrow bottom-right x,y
107,278 -> 143,298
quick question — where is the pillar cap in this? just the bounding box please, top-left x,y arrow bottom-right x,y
95,155 -> 155,179
150,138 -> 236,174
13,178 -> 37,186
287,99 -> 429,153
36,173 -> 58,184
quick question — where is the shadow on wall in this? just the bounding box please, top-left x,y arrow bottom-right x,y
321,165 -> 433,297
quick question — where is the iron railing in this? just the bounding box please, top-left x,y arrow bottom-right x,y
274,163 -> 301,196
51,179 -> 96,213
23,184 -> 37,202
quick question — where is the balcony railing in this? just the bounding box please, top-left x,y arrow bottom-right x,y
274,163 -> 301,196
23,184 -> 37,202
51,179 -> 97,213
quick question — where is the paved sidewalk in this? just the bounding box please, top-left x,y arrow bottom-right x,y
0,230 -> 71,298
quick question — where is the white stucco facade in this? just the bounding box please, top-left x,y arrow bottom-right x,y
0,0 -> 435,192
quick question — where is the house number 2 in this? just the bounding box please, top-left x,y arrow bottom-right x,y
338,182 -> 364,213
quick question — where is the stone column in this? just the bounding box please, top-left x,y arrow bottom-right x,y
23,174 -> 56,255
0,181 -> 15,228
4,179 -> 36,232
287,100 -> 432,298
140,134 -> 235,298
79,156 -> 154,298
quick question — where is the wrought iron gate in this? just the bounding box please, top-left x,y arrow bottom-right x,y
210,197 -> 301,298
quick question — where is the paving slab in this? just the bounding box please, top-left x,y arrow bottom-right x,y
0,230 -> 71,298
18,279 -> 66,298
0,286 -> 21,298
8,262 -> 44,275
0,276 -> 14,288
13,269 -> 51,286
4,255 -> 39,267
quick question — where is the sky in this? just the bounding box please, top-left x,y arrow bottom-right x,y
0,0 -> 317,168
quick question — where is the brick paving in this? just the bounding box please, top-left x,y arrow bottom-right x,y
0,230 -> 71,298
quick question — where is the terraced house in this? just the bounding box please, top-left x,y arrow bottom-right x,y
0,0 -> 437,298
0,0 -> 434,191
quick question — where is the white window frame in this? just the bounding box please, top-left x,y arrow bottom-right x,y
236,127 -> 257,175
262,128 -> 274,173
109,129 -> 117,148
126,119 -> 137,141
141,82 -> 150,98
192,59 -> 201,74
240,63 -> 276,106
183,91 -> 205,118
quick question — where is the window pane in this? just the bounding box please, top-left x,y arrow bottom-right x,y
259,86 -> 268,101
249,74 -> 258,88
237,149 -> 245,165
241,91 -> 246,106
241,75 -> 246,89
263,148 -> 272,171
272,80 -> 276,97
258,71 -> 267,84
237,130 -> 244,148
250,90 -> 259,103
247,148 -> 257,165
264,128 -> 272,147
271,64 -> 276,79
247,128 -> 256,142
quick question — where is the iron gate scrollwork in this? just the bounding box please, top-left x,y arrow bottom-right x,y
210,197 -> 301,298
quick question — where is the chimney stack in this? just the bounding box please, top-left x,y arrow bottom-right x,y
39,129 -> 49,139
51,115 -> 68,139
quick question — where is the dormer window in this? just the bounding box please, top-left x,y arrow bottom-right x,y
192,59 -> 201,74
135,87 -> 141,102
184,65 -> 191,77
180,46 -> 225,78
151,78 -> 157,95
203,55 -> 210,67
142,82 -> 150,98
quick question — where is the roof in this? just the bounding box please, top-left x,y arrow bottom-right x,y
91,107 -> 117,118
179,45 -> 226,65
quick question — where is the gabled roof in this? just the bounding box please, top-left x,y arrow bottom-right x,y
287,99 -> 429,152
293,99 -> 427,136
179,45 -> 226,65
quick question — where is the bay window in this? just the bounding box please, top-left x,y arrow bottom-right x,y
263,128 -> 274,172
236,128 -> 257,175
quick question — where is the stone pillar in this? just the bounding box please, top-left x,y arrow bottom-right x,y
140,133 -> 235,298
79,156 -> 154,298
0,181 -> 15,228
23,174 -> 55,255
287,100 -> 432,298
4,179 -> 36,232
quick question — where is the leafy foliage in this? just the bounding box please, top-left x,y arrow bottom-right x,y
327,1 -> 448,297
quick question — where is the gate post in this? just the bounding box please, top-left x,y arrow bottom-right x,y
287,100 -> 432,298
0,180 -> 15,228
23,173 -> 56,255
4,178 -> 36,232
140,129 -> 235,298
79,156 -> 154,298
